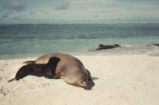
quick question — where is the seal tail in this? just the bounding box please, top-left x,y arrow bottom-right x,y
8,78 -> 16,82
23,60 -> 35,64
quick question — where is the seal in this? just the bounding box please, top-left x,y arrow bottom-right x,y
24,52 -> 97,90
96,44 -> 120,50
147,44 -> 159,48
8,57 -> 60,82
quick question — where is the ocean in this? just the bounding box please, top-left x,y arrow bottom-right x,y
0,23 -> 159,59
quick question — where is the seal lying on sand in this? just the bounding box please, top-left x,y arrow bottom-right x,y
96,44 -> 120,50
24,52 -> 97,90
8,57 -> 60,82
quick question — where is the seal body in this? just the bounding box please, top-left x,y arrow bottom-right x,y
148,44 -> 159,48
8,57 -> 60,82
96,44 -> 120,50
25,52 -> 91,89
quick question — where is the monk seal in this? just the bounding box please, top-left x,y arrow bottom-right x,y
96,44 -> 120,50
8,57 -> 60,82
24,52 -> 97,90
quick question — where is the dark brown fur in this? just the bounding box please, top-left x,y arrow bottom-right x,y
8,57 -> 60,82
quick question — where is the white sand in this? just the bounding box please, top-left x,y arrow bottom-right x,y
0,55 -> 159,105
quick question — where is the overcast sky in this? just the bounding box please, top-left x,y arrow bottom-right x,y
0,0 -> 159,24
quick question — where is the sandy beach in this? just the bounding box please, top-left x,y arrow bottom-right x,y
0,55 -> 159,105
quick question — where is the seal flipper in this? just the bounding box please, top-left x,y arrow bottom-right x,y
91,77 -> 98,80
8,78 -> 16,82
23,61 -> 35,64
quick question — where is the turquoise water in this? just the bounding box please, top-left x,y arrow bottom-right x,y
0,23 -> 159,59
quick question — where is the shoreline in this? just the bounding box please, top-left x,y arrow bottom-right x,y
0,55 -> 159,105
0,52 -> 159,60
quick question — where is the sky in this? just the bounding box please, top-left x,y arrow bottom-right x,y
0,0 -> 159,24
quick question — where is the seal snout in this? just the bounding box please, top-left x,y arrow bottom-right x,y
80,80 -> 95,90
